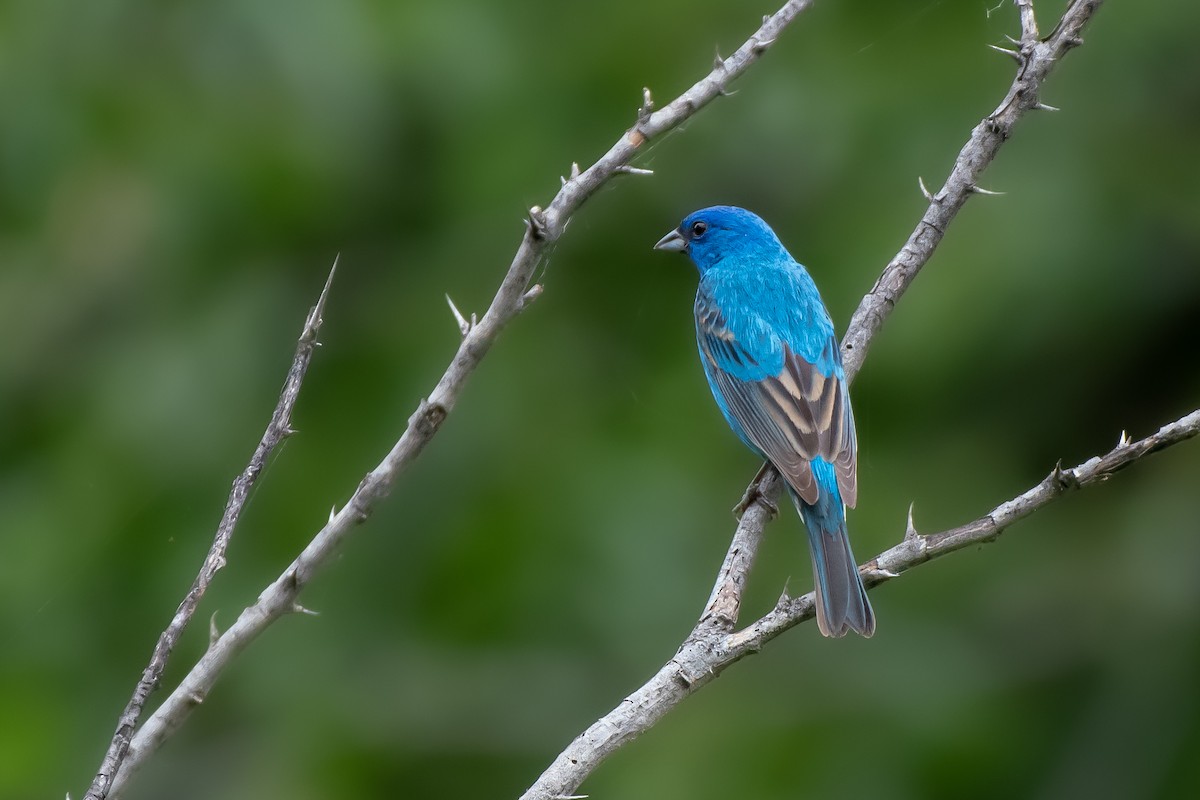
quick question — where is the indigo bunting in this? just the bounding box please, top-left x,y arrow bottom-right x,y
655,206 -> 875,638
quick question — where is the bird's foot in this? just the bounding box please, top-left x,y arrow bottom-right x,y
733,462 -> 778,520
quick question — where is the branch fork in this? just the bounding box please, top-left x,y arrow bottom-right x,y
521,4 -> 1129,798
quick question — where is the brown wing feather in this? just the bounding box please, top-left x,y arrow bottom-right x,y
777,342 -> 857,507
700,328 -> 857,508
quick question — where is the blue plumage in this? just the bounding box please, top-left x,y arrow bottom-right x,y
655,206 -> 875,638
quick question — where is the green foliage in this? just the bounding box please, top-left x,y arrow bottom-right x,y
2,1 -> 1198,797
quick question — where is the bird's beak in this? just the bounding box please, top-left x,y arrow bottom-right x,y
653,229 -> 688,253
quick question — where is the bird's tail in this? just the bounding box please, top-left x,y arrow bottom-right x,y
792,488 -> 875,639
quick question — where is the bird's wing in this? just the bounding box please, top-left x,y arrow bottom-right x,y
697,293 -> 857,507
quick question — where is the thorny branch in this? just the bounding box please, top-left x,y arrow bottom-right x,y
85,3 -> 1188,800
95,1 -> 820,797
522,407 -> 1199,800
840,0 -> 1100,379
83,259 -> 338,800
732,409 -> 1200,650
519,1 -> 1115,798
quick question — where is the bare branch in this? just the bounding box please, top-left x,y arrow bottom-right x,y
524,407 -> 1199,800
520,2 -> 1108,797
841,0 -> 1102,382
758,410 -> 1200,642
719,0 -> 1106,678
100,2 -> 821,796
702,467 -> 783,628
739,408 -> 1200,647
83,256 -> 338,800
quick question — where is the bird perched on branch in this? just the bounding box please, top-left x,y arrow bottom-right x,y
654,206 -> 874,638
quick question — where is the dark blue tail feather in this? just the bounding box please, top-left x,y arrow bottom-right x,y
792,486 -> 874,638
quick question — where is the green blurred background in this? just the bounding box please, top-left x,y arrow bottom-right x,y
3,0 -> 1199,797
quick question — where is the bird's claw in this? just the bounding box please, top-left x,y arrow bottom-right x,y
733,463 -> 778,520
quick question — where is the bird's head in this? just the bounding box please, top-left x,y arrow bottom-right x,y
653,205 -> 787,273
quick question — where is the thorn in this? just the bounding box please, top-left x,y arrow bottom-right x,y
1004,34 -> 1021,46
904,502 -> 920,542
1034,101 -> 1060,112
775,579 -> 792,609
561,161 -> 583,185
292,603 -> 320,617
987,43 -> 1021,62
280,425 -> 298,438
304,254 -> 340,336
1118,429 -> 1131,448
918,175 -> 936,202
445,294 -> 473,337
717,87 -> 738,97
638,86 -> 654,125
751,35 -> 776,54
328,505 -> 338,525
614,165 -> 654,177
520,283 -> 544,308
1050,459 -> 1079,490
526,205 -> 549,240
733,463 -> 778,519
713,47 -> 725,69
551,794 -> 589,799
968,184 -> 1005,196
871,565 -> 901,579
209,612 -> 220,646
188,691 -> 205,705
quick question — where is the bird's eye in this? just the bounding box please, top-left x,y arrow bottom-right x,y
691,221 -> 708,237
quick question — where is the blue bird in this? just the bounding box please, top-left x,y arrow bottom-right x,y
655,206 -> 875,638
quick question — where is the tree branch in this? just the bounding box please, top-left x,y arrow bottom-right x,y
99,2 -> 821,796
701,0 -> 1106,664
733,409 -> 1200,650
521,407 -> 1198,800
83,258 -> 338,800
520,1 -> 1113,797
841,0 -> 1101,380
